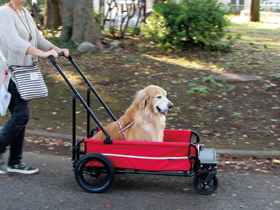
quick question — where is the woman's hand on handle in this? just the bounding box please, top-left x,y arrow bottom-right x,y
26,45 -> 69,61
43,50 -> 58,60
59,48 -> 69,58
50,45 -> 69,58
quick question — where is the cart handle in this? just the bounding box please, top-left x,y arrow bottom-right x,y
48,52 -> 113,143
191,131 -> 200,143
49,52 -> 66,65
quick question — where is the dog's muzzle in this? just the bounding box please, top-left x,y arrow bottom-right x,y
157,102 -> 173,116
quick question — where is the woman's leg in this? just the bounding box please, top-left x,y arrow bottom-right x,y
8,127 -> 26,166
0,80 -> 30,165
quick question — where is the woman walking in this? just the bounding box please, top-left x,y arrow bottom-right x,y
0,0 -> 69,174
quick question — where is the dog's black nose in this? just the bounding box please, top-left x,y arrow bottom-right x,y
168,103 -> 173,109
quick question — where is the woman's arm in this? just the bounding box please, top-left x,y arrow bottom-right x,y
26,45 -> 58,59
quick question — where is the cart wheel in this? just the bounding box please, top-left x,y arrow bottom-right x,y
75,153 -> 115,193
193,170 -> 218,195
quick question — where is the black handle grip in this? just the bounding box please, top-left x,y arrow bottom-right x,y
49,52 -> 66,65
58,52 -> 64,57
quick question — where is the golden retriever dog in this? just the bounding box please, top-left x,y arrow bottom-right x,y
92,85 -> 173,142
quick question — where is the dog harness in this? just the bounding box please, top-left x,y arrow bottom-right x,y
118,120 -> 135,140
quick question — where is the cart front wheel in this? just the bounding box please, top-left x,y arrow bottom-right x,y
75,153 -> 115,193
193,170 -> 218,195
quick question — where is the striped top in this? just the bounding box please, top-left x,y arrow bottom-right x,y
0,4 -> 53,91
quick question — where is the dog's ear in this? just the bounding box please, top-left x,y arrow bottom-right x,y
135,89 -> 149,109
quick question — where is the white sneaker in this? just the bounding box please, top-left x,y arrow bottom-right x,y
0,156 -> 7,175
7,163 -> 39,174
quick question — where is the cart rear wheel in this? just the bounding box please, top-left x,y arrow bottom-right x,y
75,153 -> 115,193
193,170 -> 218,195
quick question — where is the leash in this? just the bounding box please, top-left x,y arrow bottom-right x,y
118,120 -> 134,140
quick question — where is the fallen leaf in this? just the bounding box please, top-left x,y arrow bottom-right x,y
215,133 -> 221,137
272,159 -> 280,165
46,127 -> 53,132
106,204 -> 114,208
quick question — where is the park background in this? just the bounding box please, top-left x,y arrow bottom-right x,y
0,0 -> 279,152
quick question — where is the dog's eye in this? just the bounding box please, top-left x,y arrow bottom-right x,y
157,95 -> 162,99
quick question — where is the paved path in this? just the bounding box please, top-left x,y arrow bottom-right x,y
1,152 -> 280,210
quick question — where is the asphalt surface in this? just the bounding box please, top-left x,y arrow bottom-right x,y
1,151 -> 280,210
1,130 -> 280,210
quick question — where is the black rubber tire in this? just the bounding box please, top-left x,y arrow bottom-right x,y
193,170 -> 218,195
75,153 -> 115,193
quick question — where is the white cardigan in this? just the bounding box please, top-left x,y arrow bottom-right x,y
0,5 -> 53,91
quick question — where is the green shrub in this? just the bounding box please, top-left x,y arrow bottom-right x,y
141,0 -> 240,51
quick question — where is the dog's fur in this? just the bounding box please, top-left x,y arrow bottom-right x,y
92,85 -> 173,142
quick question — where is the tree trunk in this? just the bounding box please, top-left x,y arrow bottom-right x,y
71,0 -> 103,50
25,0 -> 31,6
44,0 -> 62,30
31,4 -> 45,34
250,0 -> 260,22
59,0 -> 74,42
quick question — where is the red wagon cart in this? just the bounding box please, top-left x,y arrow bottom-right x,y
50,53 -> 218,195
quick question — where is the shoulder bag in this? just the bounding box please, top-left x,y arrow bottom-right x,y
0,49 -> 48,101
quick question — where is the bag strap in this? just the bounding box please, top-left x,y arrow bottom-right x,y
31,55 -> 38,65
2,70 -> 8,84
0,49 -> 10,68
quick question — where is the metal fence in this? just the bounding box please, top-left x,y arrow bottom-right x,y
99,0 -> 149,37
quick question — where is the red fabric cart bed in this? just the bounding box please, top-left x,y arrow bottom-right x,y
84,130 -> 198,171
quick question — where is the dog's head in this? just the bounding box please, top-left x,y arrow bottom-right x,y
134,85 -> 173,116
